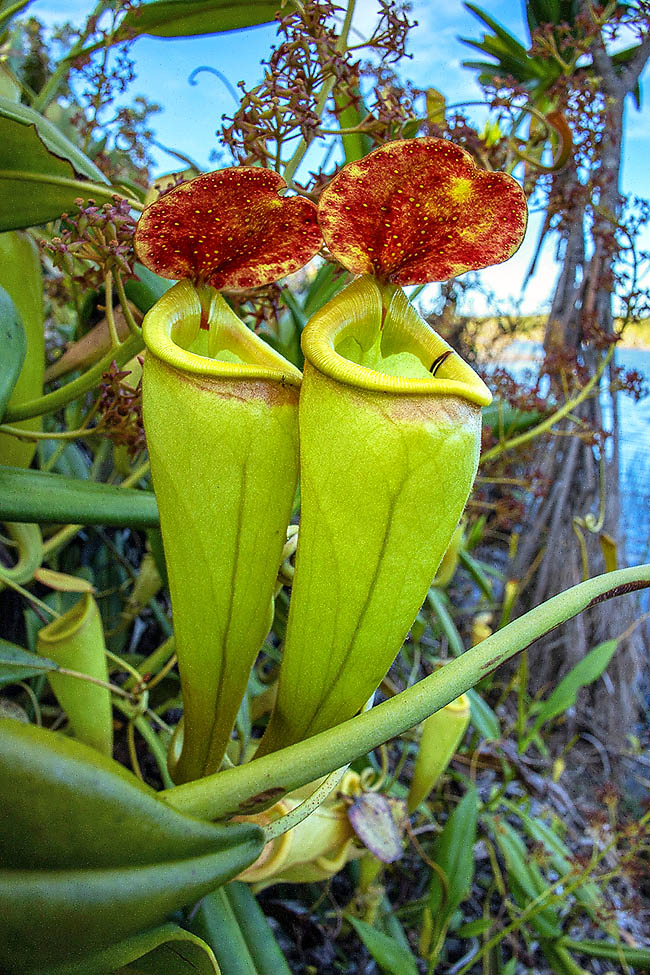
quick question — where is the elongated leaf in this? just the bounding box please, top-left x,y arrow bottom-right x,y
487,817 -> 561,939
482,398 -> 545,435
0,639 -> 57,686
333,83 -> 373,164
124,263 -> 175,314
162,564 -> 650,821
39,923 -> 219,975
189,888 -> 258,975
527,639 -> 618,741
0,465 -> 159,528
463,3 -> 533,59
0,721 -> 263,972
120,0 -> 292,39
466,687 -> 500,740
226,883 -> 292,975
0,97 -> 113,230
428,786 -> 478,941
0,285 -> 25,419
0,231 -> 44,467
559,938 -> 650,969
347,915 -> 418,975
500,800 -> 601,911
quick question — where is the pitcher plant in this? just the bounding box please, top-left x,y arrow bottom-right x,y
4,133 -> 650,975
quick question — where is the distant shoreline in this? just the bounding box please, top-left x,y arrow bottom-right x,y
470,317 -> 650,354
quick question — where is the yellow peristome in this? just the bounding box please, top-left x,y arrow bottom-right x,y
301,276 -> 491,402
143,279 -> 302,385
143,280 -> 301,783
37,593 -> 113,757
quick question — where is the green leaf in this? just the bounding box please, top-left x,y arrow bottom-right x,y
347,916 -> 418,975
0,720 -> 264,972
500,800 -> 601,911
333,84 -> 373,164
428,786 -> 479,945
486,817 -> 561,939
38,923 -> 218,975
119,0 -> 293,39
0,231 -> 45,467
0,285 -> 25,419
0,97 -> 114,231
124,263 -> 175,315
0,0 -> 33,34
482,398 -> 546,436
0,639 -> 57,686
466,687 -> 500,740
302,261 -> 348,319
456,917 -> 492,937
526,639 -> 618,742
0,465 -> 159,528
226,882 -> 292,975
558,937 -> 650,969
189,887 -> 258,975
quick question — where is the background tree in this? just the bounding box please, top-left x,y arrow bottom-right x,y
462,0 -> 650,750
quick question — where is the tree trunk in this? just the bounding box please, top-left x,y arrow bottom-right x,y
513,87 -> 644,754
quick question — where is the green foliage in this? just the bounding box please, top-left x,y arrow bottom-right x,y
520,639 -> 619,749
0,286 -> 26,418
0,97 -> 113,231
0,465 -> 159,527
39,923 -> 219,975
427,785 -> 479,957
0,638 -> 57,686
347,915 -> 419,975
0,720 -> 264,972
189,884 -> 292,975
119,0 -> 294,40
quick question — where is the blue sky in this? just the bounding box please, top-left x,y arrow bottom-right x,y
31,0 -> 650,315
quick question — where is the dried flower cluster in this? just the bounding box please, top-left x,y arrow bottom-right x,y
220,0 -> 414,176
97,360 -> 145,459
45,197 -> 137,289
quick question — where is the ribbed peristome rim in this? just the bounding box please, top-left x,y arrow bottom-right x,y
142,279 -> 302,388
38,592 -> 94,644
301,275 -> 492,405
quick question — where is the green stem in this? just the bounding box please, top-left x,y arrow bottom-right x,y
4,331 -> 143,422
262,764 -> 350,842
161,564 -> 650,820
558,938 -> 650,969
31,0 -> 110,113
123,636 -> 175,692
481,346 -> 613,465
114,699 -> 174,789
281,0 -> 356,185
114,269 -> 142,337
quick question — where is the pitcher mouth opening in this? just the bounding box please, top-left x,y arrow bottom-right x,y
142,279 -> 302,388
301,276 -> 492,405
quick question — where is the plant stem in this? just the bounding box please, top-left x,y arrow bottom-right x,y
261,764 -> 350,842
31,1 -> 110,113
281,0 -> 356,186
481,346 -> 613,465
161,563 -> 650,821
4,332 -> 143,422
114,270 -> 142,337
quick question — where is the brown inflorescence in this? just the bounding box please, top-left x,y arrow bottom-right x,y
318,138 -> 528,285
133,168 -> 322,290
